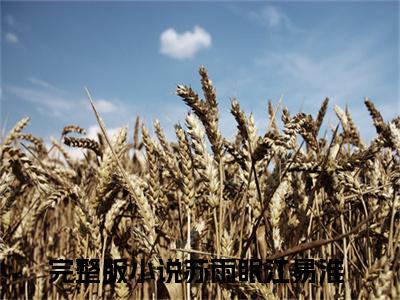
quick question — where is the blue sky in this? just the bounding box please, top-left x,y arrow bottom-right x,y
1,1 -> 399,143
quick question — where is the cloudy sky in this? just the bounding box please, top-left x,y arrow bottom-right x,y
1,1 -> 399,143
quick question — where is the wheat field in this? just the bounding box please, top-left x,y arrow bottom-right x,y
0,67 -> 399,299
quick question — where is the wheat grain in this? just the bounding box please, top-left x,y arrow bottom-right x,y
1,67 -> 398,299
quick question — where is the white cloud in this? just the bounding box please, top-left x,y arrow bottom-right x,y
3,80 -> 93,119
84,98 -> 119,114
47,123 -> 124,160
48,139 -> 88,161
94,99 -> 117,114
5,85 -> 72,114
4,15 -> 16,27
50,125 -> 123,160
255,49 -> 382,105
5,32 -> 18,44
160,26 -> 211,59
87,125 -> 122,141
211,26 -> 396,142
61,145 -> 86,160
28,77 -> 61,92
248,5 -> 302,33
261,6 -> 285,27
251,42 -> 396,141
249,5 -> 287,27
13,78 -> 119,116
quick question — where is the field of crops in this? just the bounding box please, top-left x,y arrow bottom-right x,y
1,67 -> 399,299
